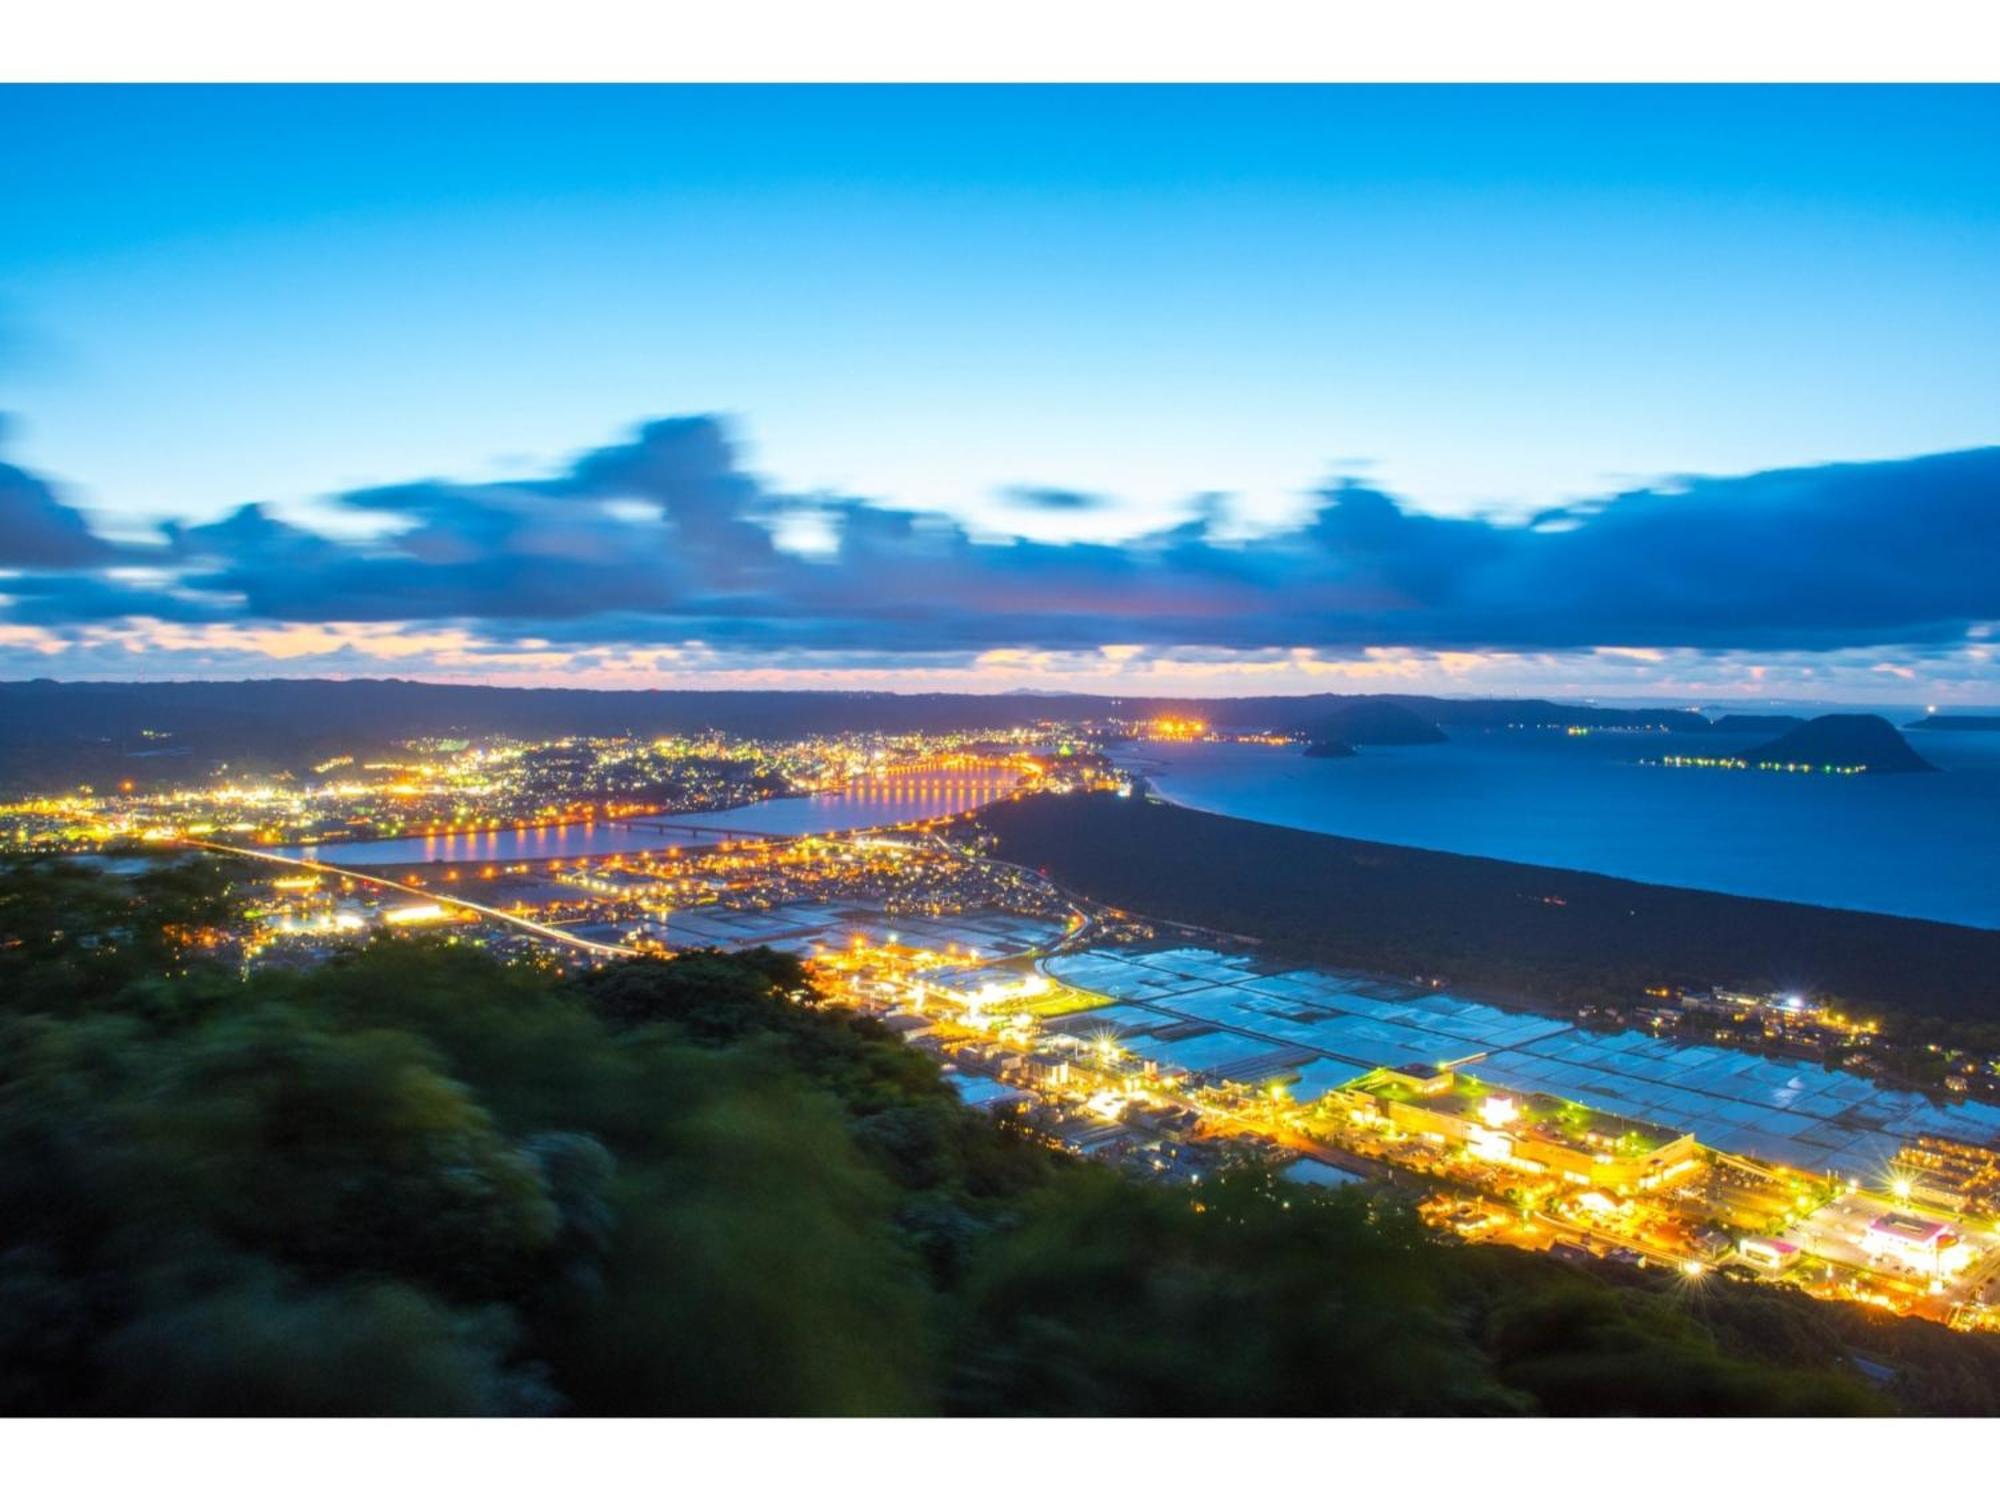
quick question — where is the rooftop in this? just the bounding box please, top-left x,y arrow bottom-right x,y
1356,1070 -> 1682,1157
1869,1212 -> 1952,1245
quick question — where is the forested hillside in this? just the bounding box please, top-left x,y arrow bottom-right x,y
6,854 -> 1999,1415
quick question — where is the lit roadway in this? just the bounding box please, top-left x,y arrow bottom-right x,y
180,838 -> 634,959
195,803 -> 1084,968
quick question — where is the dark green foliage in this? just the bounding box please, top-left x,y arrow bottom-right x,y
949,1172 -> 1525,1415
575,946 -> 817,1038
0,856 -> 1988,1415
0,852 -> 235,1012
1474,1278 -> 1879,1416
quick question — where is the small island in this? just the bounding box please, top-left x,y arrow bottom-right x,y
1300,738 -> 1357,759
1746,713 -> 1937,774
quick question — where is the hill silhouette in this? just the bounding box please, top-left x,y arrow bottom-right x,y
1748,714 -> 1935,773
1296,701 -> 1447,752
0,680 -> 1710,791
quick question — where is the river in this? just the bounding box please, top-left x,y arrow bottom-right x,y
288,767 -> 1019,865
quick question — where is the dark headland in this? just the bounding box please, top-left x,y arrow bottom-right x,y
1746,713 -> 1936,773
1907,714 -> 2000,732
1294,700 -> 1446,756
975,790 -> 1999,1025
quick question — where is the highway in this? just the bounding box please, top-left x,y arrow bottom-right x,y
200,810 -> 1087,967
181,839 -> 635,958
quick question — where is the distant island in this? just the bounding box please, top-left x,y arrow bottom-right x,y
1746,713 -> 1936,774
1907,714 -> 2000,732
1300,738 -> 1357,759
1295,701 -> 1446,758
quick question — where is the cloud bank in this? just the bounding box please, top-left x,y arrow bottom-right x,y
2,415 -> 1996,686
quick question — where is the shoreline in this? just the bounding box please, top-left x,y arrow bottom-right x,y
974,790 -> 2000,1026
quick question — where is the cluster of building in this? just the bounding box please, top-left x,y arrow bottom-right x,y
1341,1064 -> 1703,1194
1624,985 -> 2000,1107
827,934 -> 2000,1325
220,806 -> 1088,972
230,870 -> 478,967
1669,987 -> 1878,1046
42,724 -> 2000,1335
1891,1135 -> 2000,1218
0,728 -> 1060,852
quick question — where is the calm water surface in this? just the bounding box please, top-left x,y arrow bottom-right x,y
291,769 -> 1016,866
1118,730 -> 2000,929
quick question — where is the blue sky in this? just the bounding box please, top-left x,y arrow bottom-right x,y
1,86 -> 1996,698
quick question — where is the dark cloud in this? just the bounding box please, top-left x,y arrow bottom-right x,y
0,457 -> 115,569
3,415 -> 1997,659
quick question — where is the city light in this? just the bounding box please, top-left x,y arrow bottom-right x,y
14,710 -> 1998,1338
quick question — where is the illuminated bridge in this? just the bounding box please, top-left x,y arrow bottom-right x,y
602,819 -> 783,839
180,838 -> 633,958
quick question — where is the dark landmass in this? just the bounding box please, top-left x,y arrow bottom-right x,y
0,678 -> 1713,790
1706,714 -> 1807,734
1908,715 -> 2000,732
1301,739 -> 1357,759
1747,714 -> 1936,774
974,792 -> 2000,1027
13,855 -> 2000,1416
1296,700 -> 1448,748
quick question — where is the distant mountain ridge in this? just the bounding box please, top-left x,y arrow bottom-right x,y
0,677 -> 1801,791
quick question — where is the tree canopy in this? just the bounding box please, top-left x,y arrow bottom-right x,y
3,854 -> 1993,1415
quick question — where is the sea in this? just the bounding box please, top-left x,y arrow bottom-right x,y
1115,727 -> 2000,931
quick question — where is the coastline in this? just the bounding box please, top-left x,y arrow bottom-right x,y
974,790 -> 2000,1026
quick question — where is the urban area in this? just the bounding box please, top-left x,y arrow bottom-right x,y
9,715 -> 2000,1336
